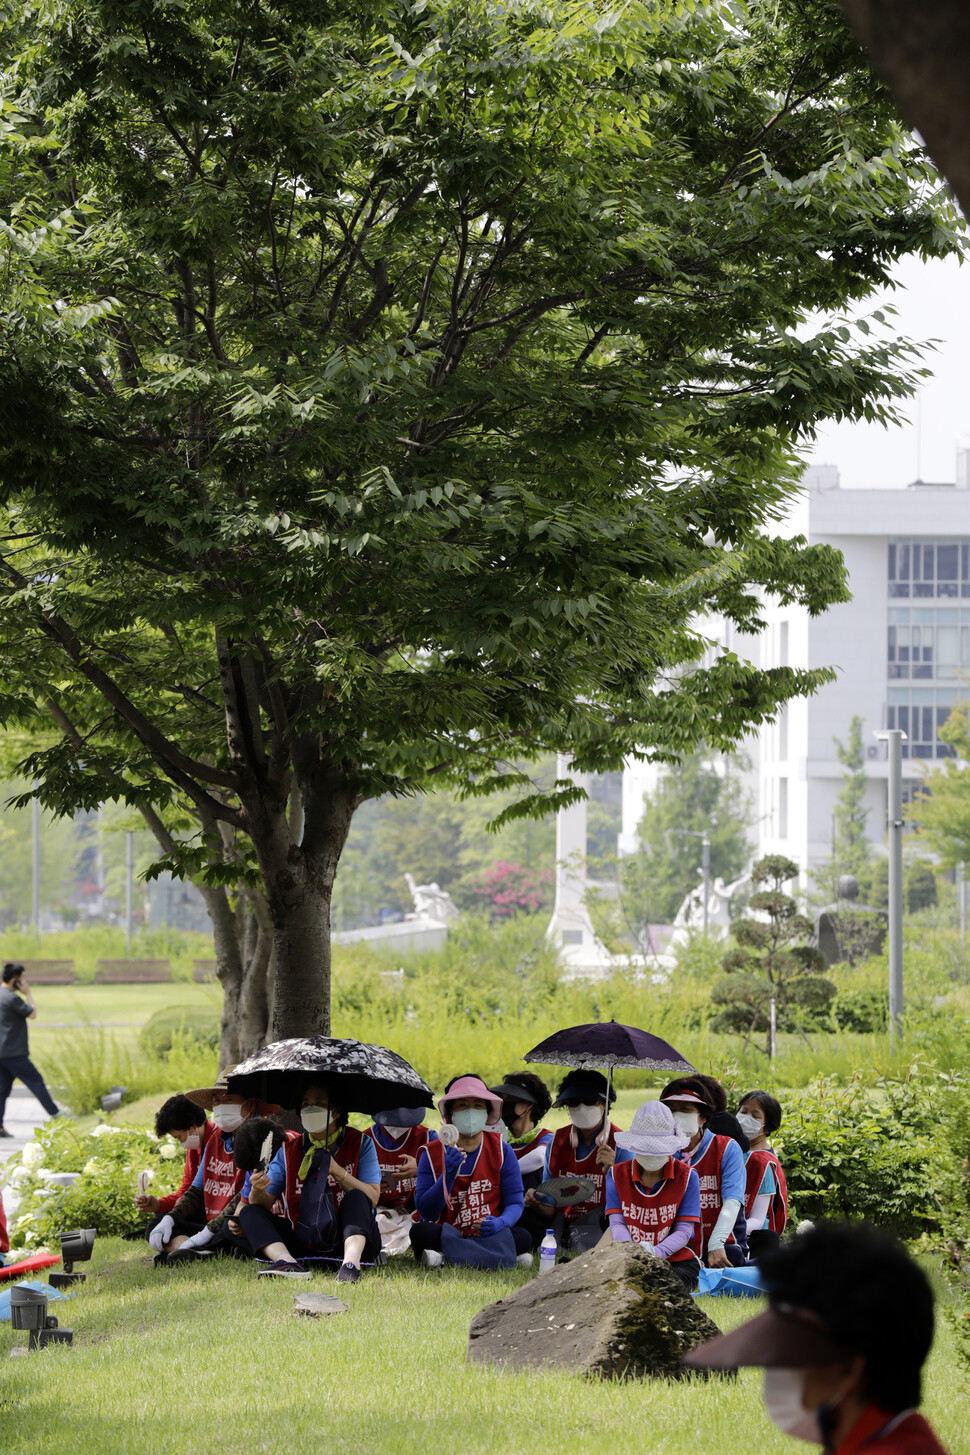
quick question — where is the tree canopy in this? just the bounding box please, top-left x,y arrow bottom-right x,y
0,0 -> 960,1041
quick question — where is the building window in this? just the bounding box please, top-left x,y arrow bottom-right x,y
887,689 -> 957,759
778,778 -> 788,838
888,608 -> 969,682
778,704 -> 788,761
889,538 -> 970,599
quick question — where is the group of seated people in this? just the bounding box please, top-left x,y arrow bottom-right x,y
135,1064 -> 787,1284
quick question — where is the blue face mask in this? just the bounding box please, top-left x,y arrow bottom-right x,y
452,1108 -> 488,1137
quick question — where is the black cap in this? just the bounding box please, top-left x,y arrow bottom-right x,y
490,1079 -> 539,1105
552,1069 -> 611,1107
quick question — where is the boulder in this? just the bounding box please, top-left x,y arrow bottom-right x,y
467,1242 -> 720,1380
293,1292 -> 349,1318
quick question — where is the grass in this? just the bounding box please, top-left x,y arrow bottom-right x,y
27,983 -> 219,1060
0,1243 -> 966,1455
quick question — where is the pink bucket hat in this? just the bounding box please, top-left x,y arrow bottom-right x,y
438,1075 -> 504,1126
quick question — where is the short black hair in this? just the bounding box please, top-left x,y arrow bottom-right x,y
499,1072 -> 552,1124
660,1075 -> 714,1122
2,962 -> 24,984
555,1069 -> 615,1107
739,1089 -> 782,1135
155,1094 -> 207,1137
232,1117 -> 287,1172
761,1222 -> 935,1412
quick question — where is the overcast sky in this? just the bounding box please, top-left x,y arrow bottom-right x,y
806,251 -> 970,490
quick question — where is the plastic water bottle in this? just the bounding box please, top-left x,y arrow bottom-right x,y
538,1231 -> 557,1274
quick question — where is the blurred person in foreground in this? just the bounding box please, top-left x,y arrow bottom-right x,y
685,1221 -> 949,1454
0,962 -> 60,1136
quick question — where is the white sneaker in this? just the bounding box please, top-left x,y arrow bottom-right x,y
419,1249 -> 444,1269
516,1253 -> 534,1270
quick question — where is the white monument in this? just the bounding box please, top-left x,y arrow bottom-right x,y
545,755 -> 624,979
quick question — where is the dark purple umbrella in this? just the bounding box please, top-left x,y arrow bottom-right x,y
226,1036 -> 433,1114
523,1021 -> 694,1075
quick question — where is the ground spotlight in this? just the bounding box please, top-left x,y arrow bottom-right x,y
10,1285 -> 73,1354
100,1085 -> 127,1114
49,1228 -> 96,1289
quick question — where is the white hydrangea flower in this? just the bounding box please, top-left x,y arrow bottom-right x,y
6,1166 -> 32,1187
13,1213 -> 36,1230
82,1159 -> 101,1176
21,1143 -> 45,1169
158,1140 -> 179,1161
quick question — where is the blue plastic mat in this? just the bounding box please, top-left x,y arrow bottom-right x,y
694,1265 -> 764,1298
0,1281 -> 73,1323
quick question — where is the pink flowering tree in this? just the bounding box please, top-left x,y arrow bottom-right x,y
471,862 -> 553,920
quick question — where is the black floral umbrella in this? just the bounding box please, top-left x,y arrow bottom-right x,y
226,1036 -> 434,1114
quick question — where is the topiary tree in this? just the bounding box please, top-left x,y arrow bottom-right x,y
711,854 -> 834,1050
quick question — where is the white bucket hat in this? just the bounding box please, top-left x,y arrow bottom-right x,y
614,1100 -> 690,1157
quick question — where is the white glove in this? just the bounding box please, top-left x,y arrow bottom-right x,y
148,1215 -> 174,1253
179,1227 -> 215,1251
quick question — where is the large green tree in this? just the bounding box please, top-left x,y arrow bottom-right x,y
913,699 -> 970,869
0,0 -> 958,1042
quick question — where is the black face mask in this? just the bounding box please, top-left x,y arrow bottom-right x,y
502,1101 -> 520,1129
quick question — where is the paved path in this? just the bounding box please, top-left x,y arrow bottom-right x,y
0,1088 -> 56,1165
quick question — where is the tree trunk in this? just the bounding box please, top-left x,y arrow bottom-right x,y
197,881 -> 273,1066
244,770 -> 358,1040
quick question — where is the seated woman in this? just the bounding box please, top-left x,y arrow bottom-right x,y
736,1089 -> 788,1258
410,1074 -> 530,1270
660,1075 -> 745,1270
490,1072 -> 553,1250
605,1100 -> 701,1289
531,1069 -> 633,1257
135,1094 -> 212,1244
365,1106 -> 436,1256
235,1080 -> 382,1282
150,1069 -> 261,1263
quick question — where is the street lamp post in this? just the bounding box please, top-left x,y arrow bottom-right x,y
875,729 -> 907,1045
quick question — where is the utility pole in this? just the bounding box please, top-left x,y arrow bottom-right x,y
958,861 -> 967,949
31,792 -> 40,937
668,828 -> 712,934
876,729 -> 906,1045
125,831 -> 134,952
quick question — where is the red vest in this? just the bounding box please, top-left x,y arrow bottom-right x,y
744,1147 -> 788,1234
547,1122 -> 621,1222
365,1125 -> 432,1209
609,1159 -> 700,1262
423,1133 -> 506,1233
201,1129 -> 245,1217
834,1407 -> 949,1455
277,1127 -> 366,1222
692,1133 -> 737,1250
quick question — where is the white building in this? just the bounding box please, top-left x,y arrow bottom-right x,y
621,459 -> 970,883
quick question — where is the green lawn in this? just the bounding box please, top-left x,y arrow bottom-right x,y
28,982 -> 220,1057
0,1244 -> 966,1455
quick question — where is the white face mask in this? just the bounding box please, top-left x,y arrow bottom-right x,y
381,1126 -> 409,1140
737,1112 -> 763,1139
211,1104 -> 246,1133
635,1153 -> 669,1173
301,1105 -> 333,1136
672,1111 -> 700,1138
182,1133 -> 202,1151
452,1108 -> 489,1137
569,1104 -> 604,1131
763,1368 -> 821,1443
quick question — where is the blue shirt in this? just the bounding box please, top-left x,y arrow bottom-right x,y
414,1137 -> 524,1231
691,1129 -> 745,1204
240,1131 -> 380,1201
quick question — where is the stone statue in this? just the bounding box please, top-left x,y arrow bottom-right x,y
403,873 -> 460,923
816,875 -> 887,967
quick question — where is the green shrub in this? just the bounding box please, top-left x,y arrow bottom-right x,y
832,986 -> 888,1033
776,1064 -> 940,1239
139,1007 -> 220,1056
5,1119 -> 184,1247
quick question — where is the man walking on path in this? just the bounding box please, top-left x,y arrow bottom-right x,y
0,963 -> 60,1137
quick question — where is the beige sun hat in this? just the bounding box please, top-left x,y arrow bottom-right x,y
185,1067 -> 280,1115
